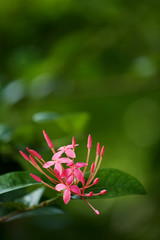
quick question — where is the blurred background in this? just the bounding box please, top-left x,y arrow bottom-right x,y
0,0 -> 160,239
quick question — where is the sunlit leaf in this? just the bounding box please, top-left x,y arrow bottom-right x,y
0,171 -> 42,195
16,187 -> 45,208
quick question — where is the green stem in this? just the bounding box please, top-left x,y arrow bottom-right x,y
0,197 -> 59,223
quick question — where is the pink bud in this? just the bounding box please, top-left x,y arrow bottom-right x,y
29,149 -> 42,160
96,142 -> 101,155
94,210 -> 100,215
81,176 -> 85,185
91,163 -> 95,173
100,190 -> 107,195
20,151 -> 30,161
30,173 -> 41,182
26,147 -> 31,153
88,192 -> 93,197
72,136 -> 76,149
29,155 -> 37,166
43,130 -> 53,149
87,134 -> 92,149
93,177 -> 99,185
100,146 -> 105,157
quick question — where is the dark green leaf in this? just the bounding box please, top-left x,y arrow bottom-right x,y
0,171 -> 42,195
84,168 -> 146,199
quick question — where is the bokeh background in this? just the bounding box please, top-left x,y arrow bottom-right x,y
0,0 -> 160,239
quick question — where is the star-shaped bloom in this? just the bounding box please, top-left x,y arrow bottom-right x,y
43,157 -> 73,174
52,144 -> 78,159
55,175 -> 81,204
22,132 -> 106,215
61,162 -> 87,184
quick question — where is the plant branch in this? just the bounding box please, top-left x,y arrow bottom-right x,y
0,197 -> 59,223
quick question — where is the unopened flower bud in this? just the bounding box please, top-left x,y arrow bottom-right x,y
30,173 -> 41,182
43,130 -> 53,149
91,163 -> 95,173
29,149 -> 42,160
29,155 -> 37,166
96,142 -> 101,155
87,134 -> 92,149
88,192 -> 93,197
20,151 -> 30,161
100,146 -> 105,157
94,210 -> 100,215
93,177 -> 99,185
72,136 -> 76,149
26,147 -> 31,153
100,189 -> 107,195
81,176 -> 85,185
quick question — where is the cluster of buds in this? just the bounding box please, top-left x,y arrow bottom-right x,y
20,131 -> 106,215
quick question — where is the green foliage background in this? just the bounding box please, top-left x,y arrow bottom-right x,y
0,0 -> 160,239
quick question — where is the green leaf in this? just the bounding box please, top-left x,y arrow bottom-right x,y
0,171 -> 42,195
16,187 -> 45,208
84,168 -> 146,198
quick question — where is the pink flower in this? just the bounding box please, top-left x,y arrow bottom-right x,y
53,144 -> 78,159
55,176 -> 81,204
43,157 -> 73,175
61,162 -> 87,184
20,132 -> 106,215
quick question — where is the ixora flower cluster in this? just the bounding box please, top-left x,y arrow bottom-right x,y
20,131 -> 106,215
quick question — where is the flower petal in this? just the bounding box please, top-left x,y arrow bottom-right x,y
70,185 -> 81,195
65,149 -> 76,158
55,183 -> 66,191
43,161 -> 55,168
63,188 -> 71,204
52,150 -> 63,160
74,168 -> 84,182
54,162 -> 62,175
59,157 -> 73,164
66,174 -> 74,185
61,168 -> 72,178
54,169 -> 62,181
66,144 -> 79,149
75,162 -> 88,168
67,162 -> 74,167
57,146 -> 65,151
66,144 -> 73,149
